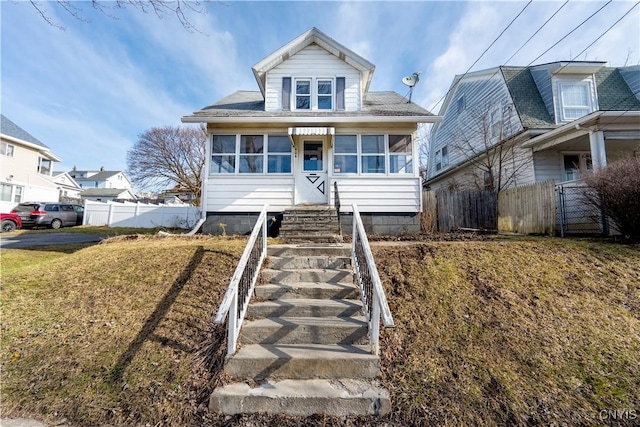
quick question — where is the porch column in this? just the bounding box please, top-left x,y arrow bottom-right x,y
589,130 -> 607,170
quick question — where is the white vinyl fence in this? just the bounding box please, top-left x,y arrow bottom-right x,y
83,201 -> 201,229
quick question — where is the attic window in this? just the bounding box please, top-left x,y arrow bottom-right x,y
456,96 -> 465,114
295,79 -> 311,110
317,80 -> 333,110
559,82 -> 592,121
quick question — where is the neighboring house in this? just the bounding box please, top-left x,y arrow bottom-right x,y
426,61 -> 640,190
79,188 -> 137,202
0,114 -> 62,212
182,27 -> 439,235
158,186 -> 197,204
69,167 -> 134,190
52,171 -> 82,200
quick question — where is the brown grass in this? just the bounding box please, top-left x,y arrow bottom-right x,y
1,235 -> 639,426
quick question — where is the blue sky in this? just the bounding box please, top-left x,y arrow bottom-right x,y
1,1 -> 638,176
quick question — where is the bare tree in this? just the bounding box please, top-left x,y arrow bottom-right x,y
27,0 -> 208,31
416,123 -> 432,183
127,126 -> 206,205
447,102 -> 530,192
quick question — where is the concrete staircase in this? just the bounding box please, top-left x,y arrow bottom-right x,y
278,205 -> 342,243
209,244 -> 390,417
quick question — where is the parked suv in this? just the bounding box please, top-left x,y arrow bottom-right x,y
11,202 -> 84,229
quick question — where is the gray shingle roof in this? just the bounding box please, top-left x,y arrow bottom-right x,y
1,114 -> 49,148
184,91 -> 434,120
595,68 -> 640,111
500,67 -> 555,129
74,171 -> 122,181
80,188 -> 133,197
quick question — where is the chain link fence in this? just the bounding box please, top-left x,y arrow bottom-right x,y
556,182 -> 610,237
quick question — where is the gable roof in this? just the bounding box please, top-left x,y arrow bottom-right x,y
73,171 -> 123,181
1,114 -> 50,149
183,90 -> 437,123
80,188 -> 135,198
251,27 -> 376,97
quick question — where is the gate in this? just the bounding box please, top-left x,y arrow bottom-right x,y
556,182 -> 609,237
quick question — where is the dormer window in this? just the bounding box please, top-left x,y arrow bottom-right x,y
292,77 -> 335,111
295,79 -> 311,109
554,77 -> 597,123
317,80 -> 333,110
559,82 -> 592,120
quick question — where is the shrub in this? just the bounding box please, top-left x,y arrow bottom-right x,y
584,157 -> 640,241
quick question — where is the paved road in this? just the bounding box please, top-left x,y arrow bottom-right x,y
0,232 -> 106,249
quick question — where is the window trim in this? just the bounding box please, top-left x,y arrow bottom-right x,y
38,157 -> 52,175
292,77 -> 336,111
1,142 -> 15,157
555,79 -> 596,123
210,134 -> 293,176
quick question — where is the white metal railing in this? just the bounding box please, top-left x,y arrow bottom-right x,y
214,206 -> 268,356
351,204 -> 395,355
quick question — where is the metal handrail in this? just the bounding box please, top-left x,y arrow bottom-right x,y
214,205 -> 268,356
351,204 -> 394,355
334,181 -> 342,238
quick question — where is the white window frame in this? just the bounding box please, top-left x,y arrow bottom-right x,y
562,151 -> 592,181
456,96 -> 465,114
435,149 -> 442,171
266,135 -> 293,174
490,107 -> 501,138
1,142 -> 15,157
293,77 -> 335,111
1,183 -> 23,203
360,134 -> 386,175
38,157 -> 52,175
555,79 -> 596,123
210,134 -> 294,176
441,145 -> 449,167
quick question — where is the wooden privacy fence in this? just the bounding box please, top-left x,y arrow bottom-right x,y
432,189 -> 497,232
423,181 -> 557,235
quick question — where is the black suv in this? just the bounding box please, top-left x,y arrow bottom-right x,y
12,202 -> 84,229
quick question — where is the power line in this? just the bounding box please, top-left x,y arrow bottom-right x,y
428,0 -> 533,113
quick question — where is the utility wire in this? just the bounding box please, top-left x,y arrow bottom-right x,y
428,0 -> 533,113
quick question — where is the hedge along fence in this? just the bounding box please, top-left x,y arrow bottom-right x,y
498,181 -> 556,235
83,200 -> 201,229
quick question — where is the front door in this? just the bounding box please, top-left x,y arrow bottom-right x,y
295,139 -> 328,205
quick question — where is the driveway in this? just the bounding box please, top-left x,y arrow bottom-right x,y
0,232 -> 107,249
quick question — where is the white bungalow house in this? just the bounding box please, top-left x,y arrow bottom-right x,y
426,61 -> 640,191
182,27 -> 439,235
52,171 -> 82,200
0,115 -> 62,212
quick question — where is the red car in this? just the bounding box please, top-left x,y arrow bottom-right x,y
1,213 -> 22,232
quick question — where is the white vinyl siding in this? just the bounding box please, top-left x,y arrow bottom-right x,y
265,44 -> 361,112
331,178 -> 422,213
428,72 -> 523,180
205,176 -> 295,212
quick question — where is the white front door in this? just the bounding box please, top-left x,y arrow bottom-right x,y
295,139 -> 328,205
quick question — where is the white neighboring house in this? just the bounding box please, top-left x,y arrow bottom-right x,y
182,27 -> 440,235
52,172 -> 82,200
69,168 -> 136,202
0,114 -> 62,212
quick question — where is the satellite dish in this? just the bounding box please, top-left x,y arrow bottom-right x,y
401,71 -> 421,102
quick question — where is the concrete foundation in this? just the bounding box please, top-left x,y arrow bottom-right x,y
203,211 -> 419,236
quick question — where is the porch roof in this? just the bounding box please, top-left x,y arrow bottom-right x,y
521,110 -> 640,152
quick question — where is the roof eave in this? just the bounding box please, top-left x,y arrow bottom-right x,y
182,115 -> 442,124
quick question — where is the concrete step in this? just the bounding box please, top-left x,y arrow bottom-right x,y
267,255 -> 349,270
280,234 -> 343,244
239,316 -> 369,345
247,298 -> 363,318
209,379 -> 390,416
268,244 -> 350,258
262,268 -> 352,284
225,344 -> 378,380
255,282 -> 359,300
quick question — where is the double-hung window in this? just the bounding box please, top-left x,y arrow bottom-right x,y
1,183 -> 23,203
212,135 -> 236,174
267,136 -> 292,173
317,79 -> 333,110
295,79 -> 311,110
333,135 -> 358,174
558,82 -> 593,121
239,135 -> 264,174
361,135 -> 385,174
388,135 -> 413,174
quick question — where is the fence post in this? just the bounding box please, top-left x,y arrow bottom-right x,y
107,202 -> 114,227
